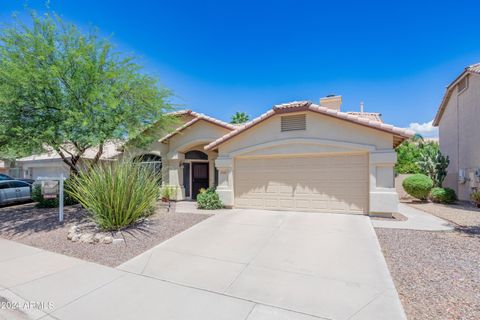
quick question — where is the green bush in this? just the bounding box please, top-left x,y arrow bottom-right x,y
430,187 -> 457,204
32,181 -> 78,208
470,191 -> 480,204
67,160 -> 161,230
160,185 -> 178,201
197,187 -> 223,210
402,174 -> 434,200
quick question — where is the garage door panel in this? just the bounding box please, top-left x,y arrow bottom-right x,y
235,153 -> 368,214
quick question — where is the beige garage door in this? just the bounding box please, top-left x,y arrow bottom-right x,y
234,153 -> 368,214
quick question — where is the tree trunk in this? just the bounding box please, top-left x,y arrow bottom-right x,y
92,143 -> 104,165
54,146 -> 84,176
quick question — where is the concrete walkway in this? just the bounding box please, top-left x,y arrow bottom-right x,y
371,203 -> 454,231
0,209 -> 406,320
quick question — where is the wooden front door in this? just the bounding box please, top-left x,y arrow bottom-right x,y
192,162 -> 209,199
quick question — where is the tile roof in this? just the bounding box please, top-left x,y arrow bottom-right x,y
205,101 -> 413,150
17,141 -> 123,162
467,63 -> 480,74
346,112 -> 383,123
158,110 -> 236,142
433,62 -> 480,126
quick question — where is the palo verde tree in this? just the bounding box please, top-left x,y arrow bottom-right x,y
230,112 -> 250,124
0,11 -> 174,173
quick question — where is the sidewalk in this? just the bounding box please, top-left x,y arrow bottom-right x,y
371,203 -> 453,231
0,239 -> 324,320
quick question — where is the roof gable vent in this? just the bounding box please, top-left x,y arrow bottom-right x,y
457,76 -> 468,94
281,114 -> 306,132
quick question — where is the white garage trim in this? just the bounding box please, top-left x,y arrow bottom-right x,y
229,138 -> 376,158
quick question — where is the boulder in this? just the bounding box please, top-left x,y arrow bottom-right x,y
80,233 -> 94,244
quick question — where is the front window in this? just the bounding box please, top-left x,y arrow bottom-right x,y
134,154 -> 162,182
185,150 -> 208,160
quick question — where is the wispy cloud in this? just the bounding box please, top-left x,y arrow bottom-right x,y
406,120 -> 438,138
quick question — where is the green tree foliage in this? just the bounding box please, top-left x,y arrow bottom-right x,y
230,112 -> 250,124
0,11 -> 174,172
395,137 -> 439,174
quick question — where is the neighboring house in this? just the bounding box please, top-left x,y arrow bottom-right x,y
0,160 -> 8,174
138,95 -> 412,216
433,62 -> 480,200
16,142 -> 122,180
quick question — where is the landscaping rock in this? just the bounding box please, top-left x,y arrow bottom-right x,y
80,233 -> 94,243
112,238 -> 124,245
94,233 -> 106,243
103,236 -> 113,244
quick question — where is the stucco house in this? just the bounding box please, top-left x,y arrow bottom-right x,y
0,160 -> 8,174
141,96 -> 413,216
16,142 -> 122,179
433,62 -> 480,200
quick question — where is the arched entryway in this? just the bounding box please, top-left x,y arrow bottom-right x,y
183,150 -> 209,199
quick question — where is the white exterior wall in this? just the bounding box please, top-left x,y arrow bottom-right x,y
215,112 -> 399,215
19,159 -> 72,180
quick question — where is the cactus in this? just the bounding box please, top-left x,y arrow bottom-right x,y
416,149 -> 449,187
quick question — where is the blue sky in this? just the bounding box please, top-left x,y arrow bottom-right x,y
2,0 -> 480,137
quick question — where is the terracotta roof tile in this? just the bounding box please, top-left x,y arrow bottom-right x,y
158,110 -> 236,142
17,141 -> 123,162
467,63 -> 480,74
205,101 -> 413,150
346,112 -> 383,123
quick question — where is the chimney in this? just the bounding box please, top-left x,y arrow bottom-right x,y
320,95 -> 342,111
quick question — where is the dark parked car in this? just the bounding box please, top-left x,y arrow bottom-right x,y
0,180 -> 32,205
0,173 -> 35,185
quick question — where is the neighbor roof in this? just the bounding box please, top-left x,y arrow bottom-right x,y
17,141 -> 123,162
159,110 -> 236,142
433,62 -> 480,126
346,112 -> 383,123
205,101 -> 413,150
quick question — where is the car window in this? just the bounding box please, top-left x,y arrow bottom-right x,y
10,181 -> 28,188
0,182 -> 11,189
0,174 -> 11,181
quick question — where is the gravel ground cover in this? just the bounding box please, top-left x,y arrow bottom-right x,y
376,226 -> 480,319
407,201 -> 480,228
0,202 -> 211,267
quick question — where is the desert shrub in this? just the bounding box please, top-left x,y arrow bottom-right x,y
430,187 -> 457,204
32,180 -> 78,208
160,185 -> 178,201
67,160 -> 161,230
471,191 -> 480,204
197,187 -> 223,210
402,174 -> 433,200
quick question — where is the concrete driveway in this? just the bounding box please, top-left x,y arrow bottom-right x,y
0,209 -> 405,320
119,209 -> 406,320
